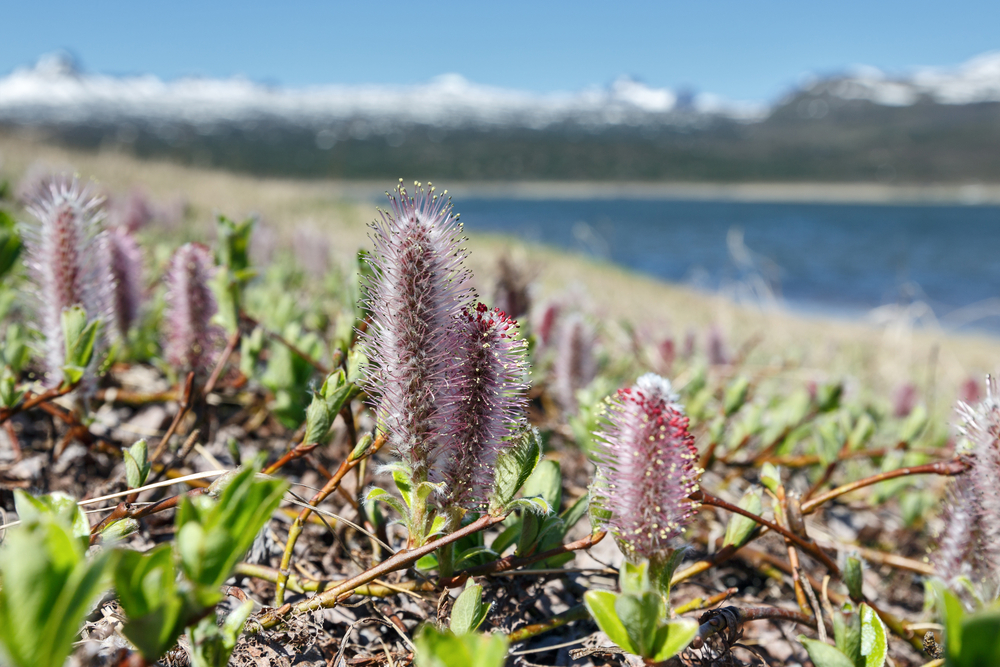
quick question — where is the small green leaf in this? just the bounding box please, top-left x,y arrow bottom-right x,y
722,488 -> 762,549
14,490 -> 89,540
115,546 -> 190,661
723,375 -> 750,416
859,604 -> 887,667
932,580 -> 964,659
517,511 -> 540,557
615,592 -> 664,657
899,405 -> 928,443
489,427 -> 541,513
584,590 -> 638,655
0,516 -> 113,667
954,609 -> 1000,665
847,413 -> 876,450
99,517 -> 140,542
451,584 -> 490,634
302,394 -> 334,446
413,625 -> 508,667
364,487 -> 408,520
760,462 -> 782,493
188,600 -> 254,667
522,459 -> 562,511
651,548 -> 686,603
392,467 -> 414,508
349,432 -> 375,462
650,618 -> 699,662
619,560 -> 651,596
125,439 -> 150,489
845,556 -> 864,601
799,637 -> 857,667
61,306 -> 100,384
415,554 -> 439,570
832,602 -> 862,666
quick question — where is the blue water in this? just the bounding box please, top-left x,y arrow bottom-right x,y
456,198 -> 1000,332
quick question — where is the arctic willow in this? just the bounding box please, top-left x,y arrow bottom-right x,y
361,182 -> 529,546
591,373 -> 701,572
22,177 -> 112,386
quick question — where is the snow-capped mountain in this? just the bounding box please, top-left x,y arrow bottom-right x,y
0,53 -> 763,131
797,52 -> 1000,107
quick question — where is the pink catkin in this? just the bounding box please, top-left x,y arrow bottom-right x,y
105,227 -> 144,341
552,313 -> 597,413
361,183 -> 474,471
24,177 -> 113,385
940,376 -> 1000,589
164,243 -> 220,374
434,303 -> 529,509
592,373 -> 701,562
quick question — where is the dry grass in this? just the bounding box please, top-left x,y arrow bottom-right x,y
2,129 -> 997,408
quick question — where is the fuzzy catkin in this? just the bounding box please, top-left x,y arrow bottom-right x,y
105,227 -> 143,342
552,313 -> 597,412
939,376 -> 1000,591
23,177 -> 113,385
591,373 -> 700,562
164,243 -> 220,374
435,303 -> 529,509
361,182 -> 474,471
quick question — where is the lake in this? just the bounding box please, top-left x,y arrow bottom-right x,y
456,198 -> 1000,332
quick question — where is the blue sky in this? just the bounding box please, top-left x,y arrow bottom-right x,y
2,1 -> 999,102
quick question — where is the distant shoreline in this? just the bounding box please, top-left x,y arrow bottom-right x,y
325,180 -> 1000,206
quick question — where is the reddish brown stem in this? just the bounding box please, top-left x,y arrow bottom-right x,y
801,457 -> 970,514
0,381 -> 76,424
694,489 -> 841,576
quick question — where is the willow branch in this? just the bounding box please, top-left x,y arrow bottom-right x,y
272,433 -> 386,606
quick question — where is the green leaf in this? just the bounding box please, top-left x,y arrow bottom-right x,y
14,490 -> 89,540
364,487 -> 409,521
723,375 -> 751,416
722,488 -> 762,549
953,609 -> 1000,666
615,592 -> 664,657
99,517 -> 140,542
847,413 -> 876,450
302,393 -> 334,446
799,637 -> 857,667
760,462 -> 782,493
451,584 -> 490,634
0,366 -> 25,409
489,426 -> 541,513
651,548 -> 687,603
899,405 -> 928,443
0,517 -> 113,667
188,600 -> 254,667
584,590 -> 638,655
454,546 -> 499,568
859,604 -> 887,667
349,432 -> 375,462
522,459 -> 562,511
175,464 -> 287,590
124,439 -> 150,489
392,466 -> 414,508
832,602 -> 862,667
650,618 -> 699,662
413,625 -> 508,667
0,221 -> 22,282
932,580 -> 965,660
115,545 -> 191,661
619,560 -> 651,597
845,556 -> 864,601
60,306 -> 101,384
517,510 -> 540,557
